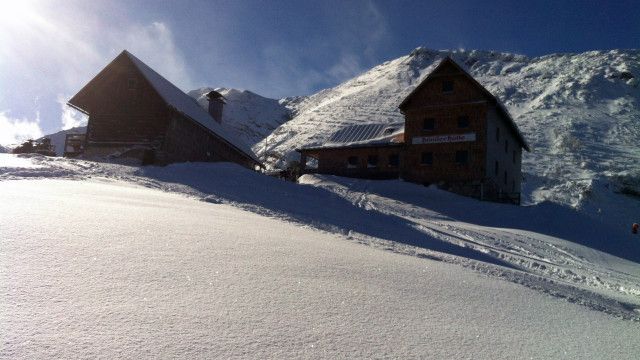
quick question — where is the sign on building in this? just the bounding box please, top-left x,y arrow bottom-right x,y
412,133 -> 476,145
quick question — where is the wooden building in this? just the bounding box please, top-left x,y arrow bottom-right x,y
67,50 -> 261,168
298,57 -> 530,204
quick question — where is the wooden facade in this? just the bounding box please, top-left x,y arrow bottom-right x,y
68,51 -> 260,168
299,57 -> 529,204
300,144 -> 403,179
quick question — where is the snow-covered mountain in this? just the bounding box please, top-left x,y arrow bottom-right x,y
188,87 -> 291,148
251,48 -> 639,220
44,47 -> 639,222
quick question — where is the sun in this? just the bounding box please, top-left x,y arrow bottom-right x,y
0,0 -> 38,27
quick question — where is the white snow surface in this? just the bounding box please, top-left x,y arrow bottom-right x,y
0,162 -> 640,359
1,158 -> 639,358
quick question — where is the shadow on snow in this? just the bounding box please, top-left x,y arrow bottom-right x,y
138,163 -> 515,269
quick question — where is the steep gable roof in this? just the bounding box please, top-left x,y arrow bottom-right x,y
399,57 -> 530,152
69,50 -> 261,164
123,51 -> 261,163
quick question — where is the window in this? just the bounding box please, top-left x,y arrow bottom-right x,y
388,154 -> 399,167
421,152 -> 433,165
457,116 -> 470,128
442,80 -> 454,93
347,156 -> 359,168
422,118 -> 435,131
496,127 -> 500,142
505,140 -> 509,153
512,150 -> 516,164
367,155 -> 379,168
127,77 -> 137,90
495,161 -> 499,176
455,150 -> 468,164
504,171 -> 508,185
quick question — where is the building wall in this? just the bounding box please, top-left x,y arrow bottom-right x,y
400,61 -> 487,109
484,105 -> 522,197
162,114 -> 256,169
72,54 -> 256,169
402,102 -> 488,187
306,146 -> 402,179
80,55 -> 170,146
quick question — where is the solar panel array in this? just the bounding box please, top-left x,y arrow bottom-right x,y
328,123 -> 402,144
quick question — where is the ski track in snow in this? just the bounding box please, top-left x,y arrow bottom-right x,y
2,154 -> 639,322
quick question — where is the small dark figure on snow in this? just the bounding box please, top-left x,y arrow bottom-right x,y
633,223 -> 639,235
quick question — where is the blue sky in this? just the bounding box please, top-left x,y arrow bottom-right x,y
0,0 -> 638,145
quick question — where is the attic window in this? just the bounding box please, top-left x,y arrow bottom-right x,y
127,78 -> 138,90
442,80 -> 454,93
422,118 -> 435,131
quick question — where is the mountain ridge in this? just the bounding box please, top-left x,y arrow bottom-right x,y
249,47 -> 638,215
42,47 -> 639,226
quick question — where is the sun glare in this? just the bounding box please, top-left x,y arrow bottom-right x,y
0,0 -> 38,27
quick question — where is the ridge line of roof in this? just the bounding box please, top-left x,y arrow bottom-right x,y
122,50 -> 262,164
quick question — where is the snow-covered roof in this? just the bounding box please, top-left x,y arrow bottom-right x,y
123,51 -> 261,164
300,122 -> 405,151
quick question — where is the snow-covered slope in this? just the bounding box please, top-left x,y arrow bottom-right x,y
1,155 -> 639,357
258,48 -> 640,216
188,87 -> 291,148
40,126 -> 87,156
2,154 -> 639,319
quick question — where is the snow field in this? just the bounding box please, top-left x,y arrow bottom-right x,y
1,179 -> 639,359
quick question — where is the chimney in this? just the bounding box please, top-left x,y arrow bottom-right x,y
206,90 -> 226,124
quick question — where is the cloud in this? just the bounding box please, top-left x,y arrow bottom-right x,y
0,111 -> 43,146
57,95 -> 87,130
0,1 -> 194,137
327,54 -> 365,82
255,0 -> 391,97
117,22 -> 194,90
